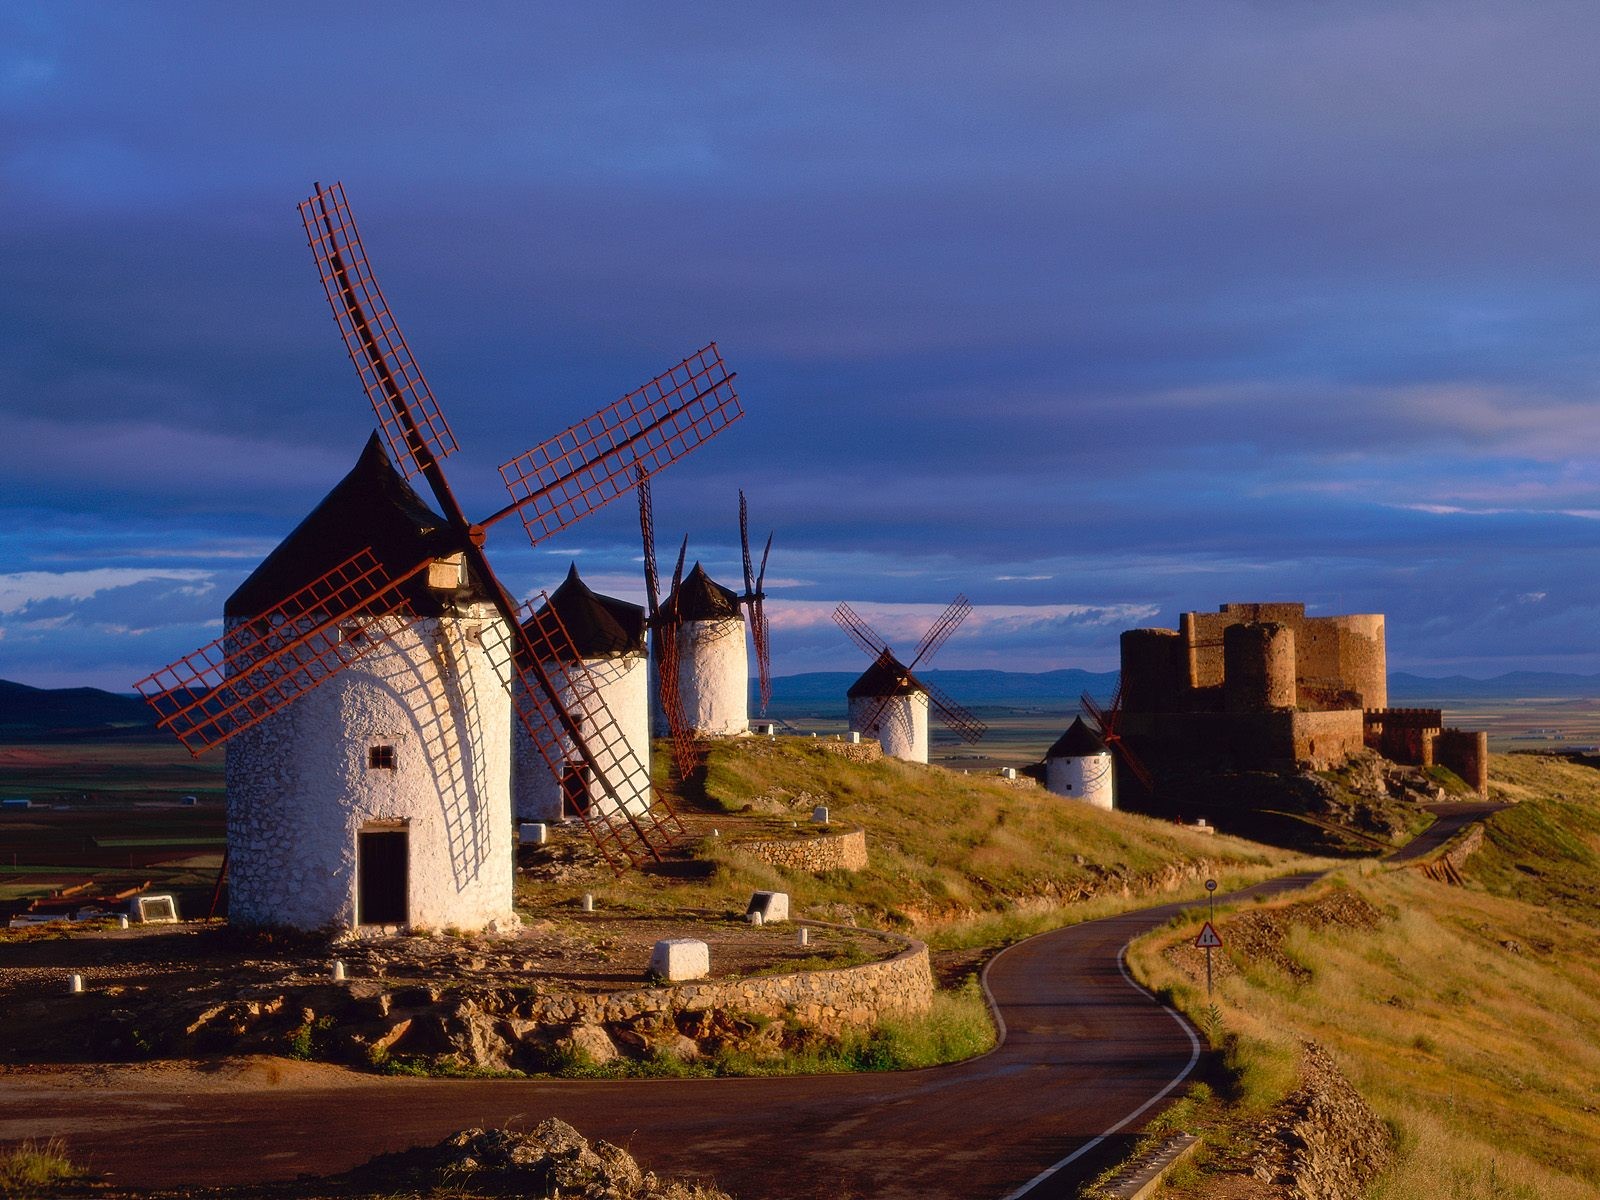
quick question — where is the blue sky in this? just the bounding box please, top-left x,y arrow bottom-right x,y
4,3 -> 1600,689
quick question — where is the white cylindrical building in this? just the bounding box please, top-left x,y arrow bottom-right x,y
655,563 -> 748,737
847,655 -> 930,763
514,565 -> 650,823
1043,716 -> 1115,810
223,435 -> 518,933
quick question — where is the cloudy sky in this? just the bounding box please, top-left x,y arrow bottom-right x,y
5,3 -> 1600,689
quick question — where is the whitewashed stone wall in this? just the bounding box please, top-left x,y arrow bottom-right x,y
848,692 -> 929,763
656,617 -> 748,737
514,651 -> 651,822
225,606 -> 518,933
1045,751 -> 1115,810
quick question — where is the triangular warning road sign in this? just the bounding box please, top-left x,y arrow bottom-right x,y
1195,921 -> 1223,949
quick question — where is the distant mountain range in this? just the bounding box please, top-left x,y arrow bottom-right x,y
0,679 -> 160,741
5,668 -> 1600,741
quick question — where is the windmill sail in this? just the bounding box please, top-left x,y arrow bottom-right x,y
134,549 -> 429,755
300,182 -> 458,478
497,345 -> 742,548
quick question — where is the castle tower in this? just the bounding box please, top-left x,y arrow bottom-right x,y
513,565 -> 650,823
847,653 -> 930,763
223,436 -> 517,934
1043,716 -> 1114,809
1223,621 -> 1296,712
656,563 -> 749,737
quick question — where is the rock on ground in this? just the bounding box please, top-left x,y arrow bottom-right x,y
1252,1042 -> 1395,1200
343,1120 -> 733,1198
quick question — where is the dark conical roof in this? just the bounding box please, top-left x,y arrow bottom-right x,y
528,564 -> 646,660
1046,715 -> 1108,759
660,562 -> 741,622
226,433 -> 468,617
847,652 -> 923,699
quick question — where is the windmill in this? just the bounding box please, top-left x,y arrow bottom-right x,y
832,597 -> 987,762
1079,683 -> 1156,795
635,465 -> 701,782
737,490 -> 774,716
134,182 -> 744,899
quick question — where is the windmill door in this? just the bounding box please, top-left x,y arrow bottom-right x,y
357,828 -> 408,925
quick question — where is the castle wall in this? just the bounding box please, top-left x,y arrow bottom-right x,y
1295,614 -> 1386,710
1121,628 -> 1187,714
1122,707 -> 1364,771
1045,752 -> 1115,809
514,651 -> 650,823
1435,729 -> 1489,797
1223,622 -> 1296,712
849,692 -> 929,763
225,608 -> 517,934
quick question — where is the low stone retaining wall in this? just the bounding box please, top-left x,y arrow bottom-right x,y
733,827 -> 869,873
547,927 -> 931,1032
1410,822 -> 1484,886
815,739 -> 883,763
61,923 -> 931,1074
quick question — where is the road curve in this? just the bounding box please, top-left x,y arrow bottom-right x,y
1,871 -> 1329,1200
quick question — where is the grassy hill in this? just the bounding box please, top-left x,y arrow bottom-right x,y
522,738 -> 1319,959
1126,751 -> 1600,1199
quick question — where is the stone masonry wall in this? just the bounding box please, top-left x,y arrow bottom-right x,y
733,828 -> 869,872
815,739 -> 884,763
538,931 -> 932,1034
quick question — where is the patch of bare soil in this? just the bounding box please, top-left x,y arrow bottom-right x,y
1163,890 -> 1383,986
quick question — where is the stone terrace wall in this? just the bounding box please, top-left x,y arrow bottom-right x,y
734,827 -> 869,872
814,739 -> 884,763
543,931 -> 932,1033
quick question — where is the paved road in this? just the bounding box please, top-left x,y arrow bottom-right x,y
0,809 -> 1496,1199
1386,801 -> 1507,864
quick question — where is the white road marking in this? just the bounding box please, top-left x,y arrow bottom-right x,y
996,939 -> 1202,1200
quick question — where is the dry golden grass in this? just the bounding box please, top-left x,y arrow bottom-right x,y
1130,752 -> 1600,1200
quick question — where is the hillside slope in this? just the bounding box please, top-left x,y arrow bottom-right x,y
524,738 -> 1320,959
1127,751 -> 1600,1199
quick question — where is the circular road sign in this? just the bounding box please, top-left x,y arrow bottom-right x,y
1205,879 -> 1217,892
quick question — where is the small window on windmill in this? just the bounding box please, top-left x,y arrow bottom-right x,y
369,744 -> 397,771
428,553 -> 466,592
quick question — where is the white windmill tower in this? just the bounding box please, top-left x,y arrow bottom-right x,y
514,565 -> 650,824
658,563 -> 749,738
833,598 -> 987,764
134,183 -> 744,931
1043,715 -> 1115,810
219,435 -> 518,932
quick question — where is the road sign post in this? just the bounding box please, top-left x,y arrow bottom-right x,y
1195,919 -> 1223,996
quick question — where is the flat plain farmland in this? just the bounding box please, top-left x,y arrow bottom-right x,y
1397,695 -> 1600,753
0,742 -> 225,918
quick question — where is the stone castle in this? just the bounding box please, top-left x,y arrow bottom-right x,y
1119,602 -> 1486,794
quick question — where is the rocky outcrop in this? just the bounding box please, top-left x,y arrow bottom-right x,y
344,1120 -> 732,1199
1252,1042 -> 1395,1200
44,932 -> 933,1074
733,828 -> 869,872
